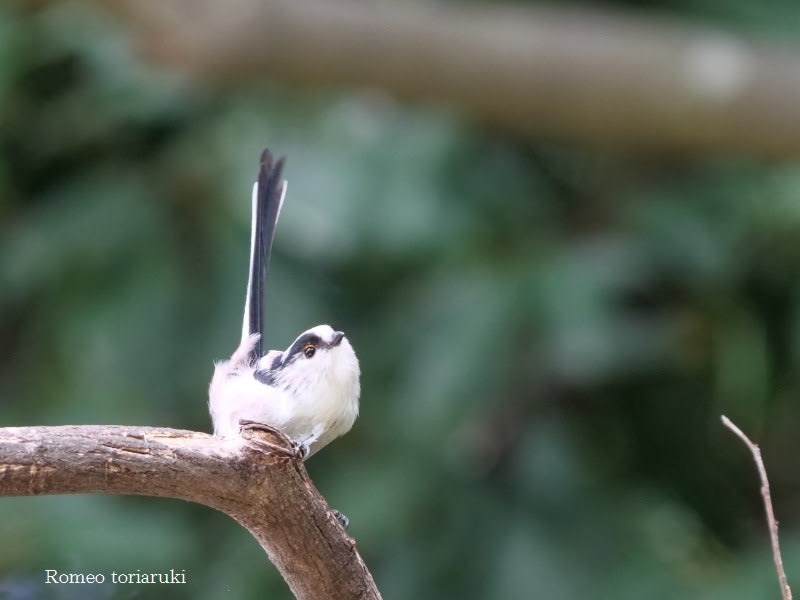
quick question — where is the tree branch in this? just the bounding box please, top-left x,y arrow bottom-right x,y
721,415 -> 792,600
102,0 -> 800,156
0,425 -> 381,600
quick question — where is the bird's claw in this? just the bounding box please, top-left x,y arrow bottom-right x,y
331,509 -> 350,529
239,420 -> 301,460
293,441 -> 310,461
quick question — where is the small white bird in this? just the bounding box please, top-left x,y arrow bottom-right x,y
209,149 -> 360,459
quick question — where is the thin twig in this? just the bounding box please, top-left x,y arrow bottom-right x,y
721,415 -> 792,600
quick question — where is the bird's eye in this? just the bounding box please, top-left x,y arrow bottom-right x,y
303,344 -> 316,358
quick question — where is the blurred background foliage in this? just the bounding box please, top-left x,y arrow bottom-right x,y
1,1 -> 800,599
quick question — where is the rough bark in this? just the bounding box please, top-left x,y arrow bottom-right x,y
0,425 -> 382,600
105,0 -> 800,156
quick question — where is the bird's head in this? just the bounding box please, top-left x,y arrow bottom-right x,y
267,324 -> 360,399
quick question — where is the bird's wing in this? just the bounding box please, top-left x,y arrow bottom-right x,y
253,349 -> 284,386
241,149 -> 287,362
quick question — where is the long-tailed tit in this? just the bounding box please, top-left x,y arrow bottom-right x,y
209,149 -> 360,459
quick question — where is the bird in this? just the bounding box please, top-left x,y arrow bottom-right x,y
208,149 -> 360,459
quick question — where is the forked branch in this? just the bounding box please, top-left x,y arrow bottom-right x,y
0,425 -> 381,600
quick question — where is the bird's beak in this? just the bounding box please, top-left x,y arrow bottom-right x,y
331,331 -> 345,347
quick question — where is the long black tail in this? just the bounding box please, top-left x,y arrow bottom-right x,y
241,148 -> 286,362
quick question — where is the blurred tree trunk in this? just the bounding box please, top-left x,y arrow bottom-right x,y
108,0 -> 800,156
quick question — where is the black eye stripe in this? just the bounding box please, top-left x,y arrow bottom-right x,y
285,333 -> 322,360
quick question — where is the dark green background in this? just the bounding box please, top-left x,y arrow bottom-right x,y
2,2 -> 800,599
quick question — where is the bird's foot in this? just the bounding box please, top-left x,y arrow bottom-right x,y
331,509 -> 350,529
294,441 -> 310,461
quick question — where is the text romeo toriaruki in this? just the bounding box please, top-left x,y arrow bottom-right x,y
44,569 -> 187,584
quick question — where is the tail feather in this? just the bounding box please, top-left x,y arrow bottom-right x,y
241,149 -> 287,362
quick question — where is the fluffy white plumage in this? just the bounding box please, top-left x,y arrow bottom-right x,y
208,150 -> 360,458
209,325 -> 360,456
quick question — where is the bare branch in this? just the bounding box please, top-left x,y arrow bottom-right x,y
721,415 -> 792,600
102,0 -> 800,156
0,425 -> 381,600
